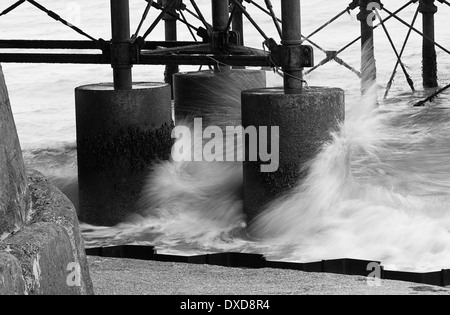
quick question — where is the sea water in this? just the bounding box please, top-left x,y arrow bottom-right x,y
2,0 -> 450,271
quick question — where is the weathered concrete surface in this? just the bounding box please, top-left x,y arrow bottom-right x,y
88,257 -> 450,295
75,83 -> 173,226
0,64 -> 29,236
0,252 -> 26,295
242,87 -> 345,221
26,170 -> 94,295
174,70 -> 266,127
2,222 -> 80,295
0,65 -> 93,295
0,171 -> 94,295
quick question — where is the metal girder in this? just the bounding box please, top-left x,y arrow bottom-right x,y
0,39 -> 272,67
0,40 -> 200,50
0,52 -> 271,67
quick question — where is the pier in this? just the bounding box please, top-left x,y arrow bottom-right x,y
1,0 -> 450,295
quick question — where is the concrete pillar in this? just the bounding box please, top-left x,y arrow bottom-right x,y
75,83 -> 173,226
419,0 -> 438,88
242,87 -> 345,221
0,64 -> 29,235
173,70 -> 266,127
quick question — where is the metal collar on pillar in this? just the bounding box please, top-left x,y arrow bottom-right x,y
281,0 -> 304,93
419,0 -> 438,14
110,0 -> 133,90
210,0 -> 236,71
231,0 -> 244,46
268,0 -> 314,94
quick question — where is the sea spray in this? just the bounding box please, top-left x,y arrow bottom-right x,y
253,86 -> 450,271
78,82 -> 450,271
81,76 -> 251,251
23,144 -> 80,209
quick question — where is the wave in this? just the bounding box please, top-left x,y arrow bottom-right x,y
79,81 -> 450,272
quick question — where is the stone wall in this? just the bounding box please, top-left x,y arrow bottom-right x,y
0,64 -> 29,237
0,64 -> 94,295
1,171 -> 94,295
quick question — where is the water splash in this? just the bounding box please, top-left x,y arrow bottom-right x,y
36,82 -> 450,272
23,143 -> 80,209
253,86 -> 450,271
81,80 -> 251,253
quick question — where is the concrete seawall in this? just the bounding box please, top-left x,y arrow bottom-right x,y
0,65 -> 93,295
0,64 -> 29,237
